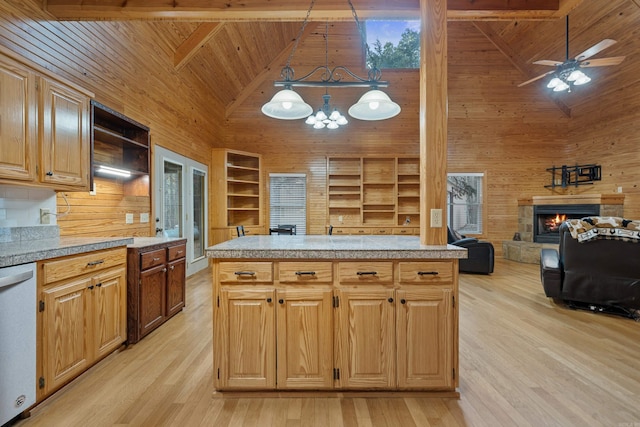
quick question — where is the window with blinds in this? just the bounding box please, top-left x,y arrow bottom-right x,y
269,173 -> 307,235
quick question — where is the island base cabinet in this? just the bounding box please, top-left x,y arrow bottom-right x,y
212,259 -> 458,392
215,289 -> 276,390
276,289 -> 333,390
396,288 -> 454,389
334,288 -> 396,389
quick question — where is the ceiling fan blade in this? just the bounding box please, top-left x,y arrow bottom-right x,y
517,71 -> 555,87
533,60 -> 563,67
574,39 -> 617,61
580,56 -> 626,67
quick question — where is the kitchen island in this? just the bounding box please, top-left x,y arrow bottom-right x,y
206,235 -> 466,394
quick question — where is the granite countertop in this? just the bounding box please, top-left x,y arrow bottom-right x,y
205,235 -> 467,260
127,236 -> 187,249
0,235 -> 134,267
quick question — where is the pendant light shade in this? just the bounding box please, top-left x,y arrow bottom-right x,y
348,90 -> 401,121
261,89 -> 313,120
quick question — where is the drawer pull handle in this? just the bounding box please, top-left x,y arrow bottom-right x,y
170,265 -> 175,271
295,271 -> 316,276
96,283 -> 102,287
388,297 -> 394,303
87,260 -> 104,267
88,285 -> 94,290
417,271 -> 439,276
266,298 -> 272,303
401,299 -> 407,304
278,299 -> 284,304
235,271 -> 256,276
356,271 -> 377,276
153,257 -> 161,262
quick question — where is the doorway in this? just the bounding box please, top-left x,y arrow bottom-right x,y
154,146 -> 208,276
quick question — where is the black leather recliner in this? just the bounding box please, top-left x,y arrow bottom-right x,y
540,221 -> 640,317
447,227 -> 494,274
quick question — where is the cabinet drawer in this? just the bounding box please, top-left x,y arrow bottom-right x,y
371,228 -> 392,235
141,248 -> 166,270
393,227 -> 418,235
398,262 -> 454,284
168,243 -> 186,261
219,262 -> 273,283
41,247 -> 126,284
279,262 -> 333,283
338,262 -> 393,284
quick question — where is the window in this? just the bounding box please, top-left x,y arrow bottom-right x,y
447,173 -> 484,235
269,174 -> 306,235
365,20 -> 420,69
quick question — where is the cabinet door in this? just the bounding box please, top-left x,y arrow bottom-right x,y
0,55 -> 36,182
38,76 -> 90,189
41,277 -> 91,395
276,288 -> 333,389
139,264 -> 167,338
92,267 -> 127,360
334,288 -> 395,389
166,257 -> 186,317
216,289 -> 275,389
396,288 -> 454,389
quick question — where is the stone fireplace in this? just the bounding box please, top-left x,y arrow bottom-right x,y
504,194 -> 624,263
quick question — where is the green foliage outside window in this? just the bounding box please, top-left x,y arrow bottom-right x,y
366,28 -> 420,69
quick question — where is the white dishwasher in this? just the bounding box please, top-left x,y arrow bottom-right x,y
0,262 -> 36,426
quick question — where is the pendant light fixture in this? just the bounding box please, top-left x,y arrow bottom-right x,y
261,0 -> 401,124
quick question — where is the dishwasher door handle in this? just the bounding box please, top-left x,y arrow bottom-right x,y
0,270 -> 34,290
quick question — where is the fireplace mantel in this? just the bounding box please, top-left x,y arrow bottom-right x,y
518,194 -> 624,206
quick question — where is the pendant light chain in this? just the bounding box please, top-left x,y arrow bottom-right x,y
284,0 -> 317,70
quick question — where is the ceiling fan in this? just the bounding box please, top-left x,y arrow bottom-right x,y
518,15 -> 626,91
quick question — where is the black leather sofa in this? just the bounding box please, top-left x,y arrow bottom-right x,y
540,220 -> 640,318
447,228 -> 494,274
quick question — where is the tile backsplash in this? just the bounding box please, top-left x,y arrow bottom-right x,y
0,185 -> 57,227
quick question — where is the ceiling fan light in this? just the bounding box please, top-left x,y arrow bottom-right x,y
261,89 -> 313,120
327,121 -> 339,130
348,90 -> 401,121
313,121 -> 326,129
553,81 -> 570,92
305,115 -> 316,125
567,70 -> 583,82
574,74 -> 591,85
547,77 -> 562,89
336,115 -> 348,126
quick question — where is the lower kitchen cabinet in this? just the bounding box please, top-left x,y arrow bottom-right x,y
213,260 -> 458,392
127,239 -> 187,344
38,247 -> 127,399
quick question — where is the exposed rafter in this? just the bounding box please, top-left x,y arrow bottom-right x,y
473,21 -> 571,118
225,22 -> 320,118
174,23 -> 224,71
45,0 -> 572,21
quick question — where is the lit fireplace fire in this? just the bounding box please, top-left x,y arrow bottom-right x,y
543,214 -> 567,232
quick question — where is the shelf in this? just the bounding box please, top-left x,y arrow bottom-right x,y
228,164 -> 259,172
94,125 -> 148,149
228,193 -> 260,198
227,178 -> 259,185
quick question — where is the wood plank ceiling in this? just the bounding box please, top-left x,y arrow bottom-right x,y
43,0 -> 640,117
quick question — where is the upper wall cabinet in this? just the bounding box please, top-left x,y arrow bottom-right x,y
0,54 -> 37,182
0,47 -> 93,191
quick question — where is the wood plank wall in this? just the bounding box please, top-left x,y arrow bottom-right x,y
0,1 -> 222,238
3,1 -> 639,254
225,22 -> 570,253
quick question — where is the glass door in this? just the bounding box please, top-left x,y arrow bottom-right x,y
154,146 -> 208,276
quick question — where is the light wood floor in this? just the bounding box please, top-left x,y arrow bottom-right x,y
15,259 -> 640,427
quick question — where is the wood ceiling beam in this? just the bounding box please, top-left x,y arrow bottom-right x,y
473,21 -> 571,118
174,23 -> 224,71
45,0 -> 569,21
225,22 -> 320,119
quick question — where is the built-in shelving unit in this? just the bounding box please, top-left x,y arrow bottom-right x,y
211,149 -> 264,244
327,156 -> 420,233
91,100 -> 150,196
